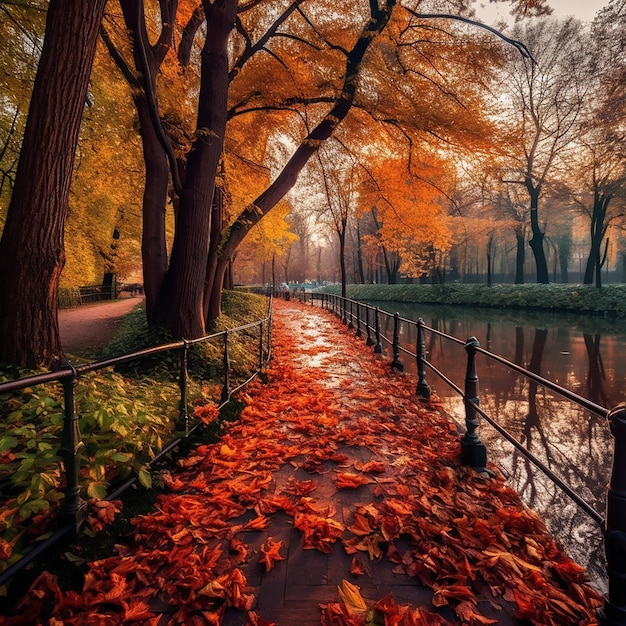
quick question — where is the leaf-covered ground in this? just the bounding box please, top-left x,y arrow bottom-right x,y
0,299 -> 603,625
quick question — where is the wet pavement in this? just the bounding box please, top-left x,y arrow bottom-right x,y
1,298 -> 604,625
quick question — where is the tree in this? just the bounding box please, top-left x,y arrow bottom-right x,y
498,18 -> 590,284
0,0 -> 108,367
575,0 -> 626,287
358,154 -> 452,283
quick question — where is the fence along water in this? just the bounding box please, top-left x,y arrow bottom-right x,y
308,291 -> 626,625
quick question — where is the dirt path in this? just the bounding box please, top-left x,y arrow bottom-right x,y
59,296 -> 143,355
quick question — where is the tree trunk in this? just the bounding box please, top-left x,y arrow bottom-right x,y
204,185 -> 224,324
515,228 -> 525,284
112,2 -> 178,325
155,0 -> 237,338
339,227 -> 347,299
527,186 -> 549,284
138,101 -> 170,324
0,0 -> 107,368
584,192 -> 610,287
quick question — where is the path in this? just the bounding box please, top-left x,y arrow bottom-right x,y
3,299 -> 603,625
58,296 -> 143,355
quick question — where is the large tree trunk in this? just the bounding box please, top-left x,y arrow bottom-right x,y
138,101 -> 171,324
0,0 -> 107,368
116,0 -> 180,326
155,0 -> 237,338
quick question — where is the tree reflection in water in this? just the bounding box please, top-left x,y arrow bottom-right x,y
371,302 -> 623,593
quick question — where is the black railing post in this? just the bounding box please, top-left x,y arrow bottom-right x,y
348,300 -> 354,329
259,320 -> 265,372
461,337 -> 487,471
391,312 -> 404,371
221,331 -> 230,402
374,307 -> 382,354
416,318 -> 431,399
365,306 -> 374,346
178,341 -> 189,432
355,303 -> 362,337
58,365 -> 86,532
601,404 -> 626,625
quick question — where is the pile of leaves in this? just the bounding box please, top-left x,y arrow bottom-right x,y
0,299 -> 603,625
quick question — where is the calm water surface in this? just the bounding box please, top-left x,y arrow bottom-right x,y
368,301 -> 626,593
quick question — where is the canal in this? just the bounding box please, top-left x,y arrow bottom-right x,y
369,301 -> 626,594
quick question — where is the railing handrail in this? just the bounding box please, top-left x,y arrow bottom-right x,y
306,291 -> 626,622
312,293 -> 605,511
0,321 -> 268,397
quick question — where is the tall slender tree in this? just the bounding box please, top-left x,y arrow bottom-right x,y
499,18 -> 590,284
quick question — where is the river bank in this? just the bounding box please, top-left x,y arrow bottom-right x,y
317,283 -> 626,319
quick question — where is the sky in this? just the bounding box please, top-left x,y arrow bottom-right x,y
475,0 -> 610,24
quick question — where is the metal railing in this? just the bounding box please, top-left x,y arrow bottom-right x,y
307,291 -> 626,625
0,297 -> 272,588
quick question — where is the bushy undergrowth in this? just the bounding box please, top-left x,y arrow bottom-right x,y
320,283 -> 626,318
0,291 -> 270,591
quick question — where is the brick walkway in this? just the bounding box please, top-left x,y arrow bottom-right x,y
2,298 -> 603,625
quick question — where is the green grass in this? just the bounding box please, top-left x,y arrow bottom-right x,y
318,283 -> 626,318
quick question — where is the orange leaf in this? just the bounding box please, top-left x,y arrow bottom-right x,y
334,472 -> 371,489
259,537 -> 285,572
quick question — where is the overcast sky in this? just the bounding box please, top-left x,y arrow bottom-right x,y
475,0 -> 609,24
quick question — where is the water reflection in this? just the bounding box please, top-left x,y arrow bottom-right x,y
372,301 -> 626,593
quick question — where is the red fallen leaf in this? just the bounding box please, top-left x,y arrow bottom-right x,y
396,484 -> 411,497
90,499 -> 122,525
320,602 -> 363,626
194,403 -> 220,425
350,556 -> 368,577
240,515 -> 270,532
286,479 -> 317,496
302,456 -> 324,474
229,537 -> 248,563
334,472 -> 371,489
454,601 -> 497,625
330,453 -> 352,466
161,470 -> 186,491
0,535 -> 16,560
123,599 -> 156,621
347,512 -> 374,537
294,512 -> 344,553
246,611 -> 277,625
381,514 -> 402,541
356,460 -> 386,474
259,537 -> 285,571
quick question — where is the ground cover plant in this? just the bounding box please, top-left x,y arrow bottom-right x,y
320,283 -> 626,318
0,291 -> 269,596
0,299 -> 603,625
